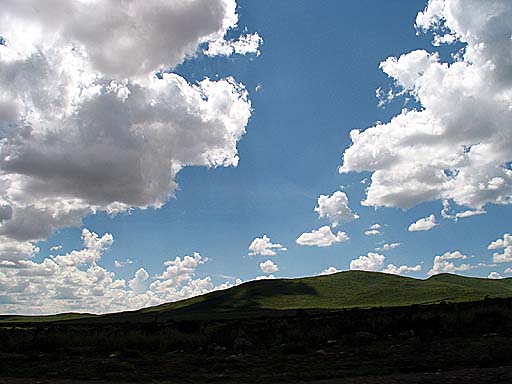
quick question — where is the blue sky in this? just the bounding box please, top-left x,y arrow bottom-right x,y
1,0 -> 512,313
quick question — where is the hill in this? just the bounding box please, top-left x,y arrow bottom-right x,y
129,270 -> 512,320
5,270 -> 512,322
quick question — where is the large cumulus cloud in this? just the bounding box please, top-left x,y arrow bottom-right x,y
0,0 -> 239,78
340,0 -> 512,210
0,0 -> 258,252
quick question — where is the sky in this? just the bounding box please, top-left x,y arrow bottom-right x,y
0,0 -> 511,314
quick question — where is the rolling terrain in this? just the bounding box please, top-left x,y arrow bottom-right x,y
2,270 -> 512,322
136,271 -> 512,320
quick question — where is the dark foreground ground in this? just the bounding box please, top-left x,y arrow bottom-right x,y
2,298 -> 512,383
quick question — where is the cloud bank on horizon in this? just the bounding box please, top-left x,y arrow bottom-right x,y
0,228 -> 241,314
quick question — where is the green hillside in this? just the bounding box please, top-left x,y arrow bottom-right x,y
101,271 -> 512,321
4,271 -> 512,322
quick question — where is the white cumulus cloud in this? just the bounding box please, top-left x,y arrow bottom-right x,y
408,214 -> 438,232
259,260 -> 279,274
248,235 -> 287,256
365,223 -> 381,236
350,252 -> 419,276
0,0 -> 241,78
339,0 -> 512,211
350,252 -> 386,272
428,250 -> 471,275
129,268 -> 150,295
488,233 -> 512,263
314,191 -> 358,227
296,226 -> 349,247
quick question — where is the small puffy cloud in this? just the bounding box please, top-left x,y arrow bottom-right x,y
365,223 -> 381,236
50,245 -> 62,252
318,266 -> 340,276
129,268 -> 150,295
408,214 -> 438,232
375,242 -> 401,251
259,260 -> 279,274
504,267 -> 512,274
488,233 -> 512,263
488,271 -> 503,280
158,253 -> 206,285
314,191 -> 358,227
428,251 -> 471,275
205,32 -> 263,57
248,235 -> 287,256
339,1 -> 512,211
382,264 -> 421,275
114,259 -> 134,268
350,252 -> 385,272
296,226 -> 349,247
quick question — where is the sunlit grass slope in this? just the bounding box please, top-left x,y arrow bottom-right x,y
114,271 -> 512,320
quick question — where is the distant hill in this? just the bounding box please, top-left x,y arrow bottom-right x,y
3,271 -> 512,322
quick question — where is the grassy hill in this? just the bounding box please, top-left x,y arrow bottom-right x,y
128,271 -> 512,320
4,271 -> 512,322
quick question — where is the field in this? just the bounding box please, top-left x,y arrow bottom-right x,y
2,271 -> 512,383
